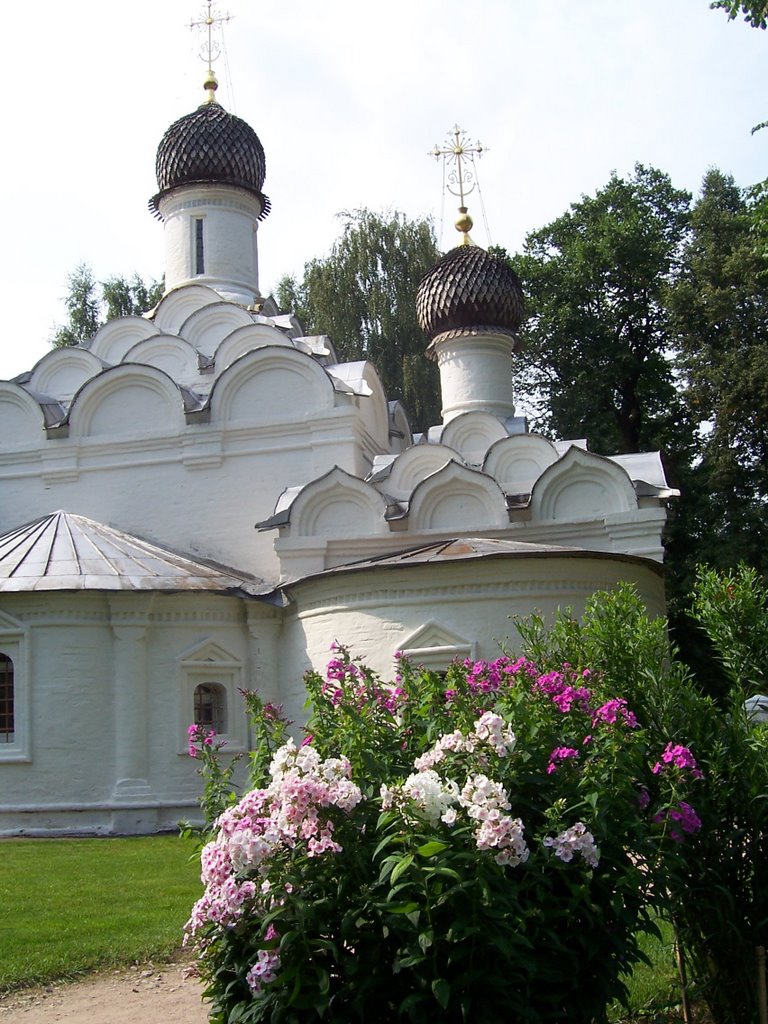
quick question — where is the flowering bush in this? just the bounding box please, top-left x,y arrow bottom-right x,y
185,632 -> 702,1024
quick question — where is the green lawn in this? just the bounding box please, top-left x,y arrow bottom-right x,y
0,835 -> 687,1017
609,920 -> 683,1022
0,835 -> 202,991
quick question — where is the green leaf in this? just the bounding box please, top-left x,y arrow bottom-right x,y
432,977 -> 450,1009
389,853 -> 415,885
416,840 -> 449,857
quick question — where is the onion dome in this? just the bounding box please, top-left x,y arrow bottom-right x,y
416,243 -> 525,346
149,97 -> 270,220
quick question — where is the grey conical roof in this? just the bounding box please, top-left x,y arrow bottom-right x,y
0,511 -> 268,595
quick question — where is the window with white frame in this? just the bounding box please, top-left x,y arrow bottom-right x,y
177,639 -> 247,754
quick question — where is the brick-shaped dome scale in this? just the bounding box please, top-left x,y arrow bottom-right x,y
416,246 -> 525,342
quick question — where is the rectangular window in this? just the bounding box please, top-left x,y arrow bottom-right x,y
195,218 -> 205,275
0,654 -> 14,743
194,683 -> 226,735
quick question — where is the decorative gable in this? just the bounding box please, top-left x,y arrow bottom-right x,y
398,620 -> 475,668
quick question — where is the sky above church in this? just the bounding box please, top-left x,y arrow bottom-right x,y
1,0 -> 765,379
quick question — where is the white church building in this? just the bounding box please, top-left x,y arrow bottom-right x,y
0,75 -> 676,835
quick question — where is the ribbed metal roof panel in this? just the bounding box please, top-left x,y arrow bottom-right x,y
0,512 -> 269,595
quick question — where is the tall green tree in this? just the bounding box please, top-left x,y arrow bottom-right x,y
666,170 -> 768,589
51,263 -> 101,349
276,209 -> 441,433
515,164 -> 693,458
51,265 -> 164,349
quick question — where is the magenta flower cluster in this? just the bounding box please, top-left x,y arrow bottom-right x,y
546,746 -> 580,774
652,742 -> 703,779
323,651 -> 406,715
187,723 -> 217,758
653,800 -> 702,842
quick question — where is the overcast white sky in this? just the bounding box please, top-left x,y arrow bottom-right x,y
1,0 -> 765,379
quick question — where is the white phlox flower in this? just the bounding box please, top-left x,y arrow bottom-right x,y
473,712 -> 517,757
459,773 -> 511,822
401,769 -> 460,825
543,821 -> 599,868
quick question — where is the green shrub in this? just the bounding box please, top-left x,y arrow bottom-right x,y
185,638 -> 701,1023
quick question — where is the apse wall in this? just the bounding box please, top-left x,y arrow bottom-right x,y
277,553 -> 666,722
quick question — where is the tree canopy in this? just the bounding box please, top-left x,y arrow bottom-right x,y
710,0 -> 768,27
51,264 -> 164,349
507,164 -> 768,649
514,164 -> 693,458
665,169 -> 768,590
276,209 -> 441,433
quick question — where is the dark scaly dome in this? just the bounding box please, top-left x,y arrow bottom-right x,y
149,101 -> 270,219
416,244 -> 525,347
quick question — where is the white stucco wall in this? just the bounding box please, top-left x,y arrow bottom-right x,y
0,590 -> 281,836
277,553 -> 667,725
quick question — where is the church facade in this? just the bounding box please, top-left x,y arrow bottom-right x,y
0,79 -> 676,835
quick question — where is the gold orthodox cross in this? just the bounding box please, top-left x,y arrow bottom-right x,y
189,2 -> 233,78
430,125 -> 486,209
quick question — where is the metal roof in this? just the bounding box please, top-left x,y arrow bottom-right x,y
285,536 -> 664,587
0,511 -> 269,595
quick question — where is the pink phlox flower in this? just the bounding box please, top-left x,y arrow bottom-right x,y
546,747 -> 580,774
187,723 -> 218,757
464,656 -> 520,693
652,743 -> 703,779
261,702 -> 284,721
325,658 -> 347,682
543,821 -> 599,868
637,787 -> 651,811
552,686 -> 592,713
246,949 -> 281,995
653,800 -> 702,841
506,656 -> 538,679
533,670 -> 565,697
534,670 -> 592,706
474,814 -> 529,866
592,698 -> 638,729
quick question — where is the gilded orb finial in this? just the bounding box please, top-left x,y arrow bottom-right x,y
189,2 -> 233,104
455,206 -> 474,245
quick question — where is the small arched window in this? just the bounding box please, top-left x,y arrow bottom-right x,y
0,654 -> 14,743
194,683 -> 227,735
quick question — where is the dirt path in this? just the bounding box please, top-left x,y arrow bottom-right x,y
0,960 -> 209,1024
